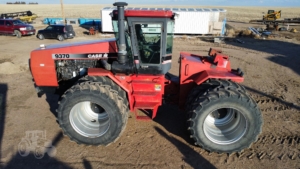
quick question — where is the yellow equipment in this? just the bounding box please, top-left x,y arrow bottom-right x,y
263,10 -> 281,21
0,11 -> 38,23
19,14 -> 38,23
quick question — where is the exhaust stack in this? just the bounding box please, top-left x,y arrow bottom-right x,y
113,2 -> 128,64
111,2 -> 134,74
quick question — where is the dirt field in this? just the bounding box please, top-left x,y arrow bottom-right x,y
0,4 -> 300,169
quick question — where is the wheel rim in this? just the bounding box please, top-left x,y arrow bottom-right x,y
34,147 -> 44,159
18,142 -> 28,156
58,36 -> 63,40
39,34 -> 43,39
69,101 -> 110,138
203,108 -> 248,145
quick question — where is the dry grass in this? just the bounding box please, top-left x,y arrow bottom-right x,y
0,4 -> 299,22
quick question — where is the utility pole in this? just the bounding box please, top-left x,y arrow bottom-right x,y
60,0 -> 65,24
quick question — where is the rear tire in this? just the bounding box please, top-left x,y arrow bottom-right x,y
14,30 -> 21,38
185,79 -> 246,112
37,34 -> 44,40
187,89 -> 263,153
34,146 -> 45,159
57,35 -> 64,41
57,82 -> 128,145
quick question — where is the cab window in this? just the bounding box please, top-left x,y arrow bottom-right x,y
134,23 -> 162,64
46,26 -> 53,30
5,21 -> 12,26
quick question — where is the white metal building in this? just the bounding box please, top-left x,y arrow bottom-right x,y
101,7 -> 226,35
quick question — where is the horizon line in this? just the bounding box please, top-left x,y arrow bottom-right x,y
1,3 -> 299,8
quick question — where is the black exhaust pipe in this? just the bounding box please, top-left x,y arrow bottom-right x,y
113,2 -> 128,64
111,2 -> 134,74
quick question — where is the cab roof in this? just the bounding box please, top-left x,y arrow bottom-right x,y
113,9 -> 174,18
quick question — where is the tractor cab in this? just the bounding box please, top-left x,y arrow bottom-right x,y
267,10 -> 275,14
111,2 -> 175,75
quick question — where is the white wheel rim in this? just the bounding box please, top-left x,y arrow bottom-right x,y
69,101 -> 110,138
203,108 -> 248,145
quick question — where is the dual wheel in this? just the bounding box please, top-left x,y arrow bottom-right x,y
185,79 -> 263,153
57,77 -> 128,145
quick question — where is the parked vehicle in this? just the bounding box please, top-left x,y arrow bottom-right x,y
36,25 -> 75,41
0,19 -> 36,38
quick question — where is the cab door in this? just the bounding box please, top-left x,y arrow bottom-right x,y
128,18 -> 166,75
0,20 -> 5,34
128,17 -> 174,75
43,25 -> 54,38
4,20 -> 13,34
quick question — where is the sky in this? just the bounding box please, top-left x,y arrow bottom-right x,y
0,0 -> 300,7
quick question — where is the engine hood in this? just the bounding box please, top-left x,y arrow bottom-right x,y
15,24 -> 31,28
30,38 -> 118,86
32,38 -> 118,54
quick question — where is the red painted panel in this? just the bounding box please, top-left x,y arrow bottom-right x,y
46,40 -> 118,54
30,50 -> 58,86
125,10 -> 173,18
113,10 -> 173,18
177,50 -> 244,108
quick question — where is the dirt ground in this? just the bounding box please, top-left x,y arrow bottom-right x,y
0,19 -> 300,169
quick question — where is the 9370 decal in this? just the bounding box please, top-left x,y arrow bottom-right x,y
54,54 -> 70,59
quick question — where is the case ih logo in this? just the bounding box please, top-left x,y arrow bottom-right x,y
88,53 -> 108,58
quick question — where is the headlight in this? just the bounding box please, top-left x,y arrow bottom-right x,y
20,27 -> 26,31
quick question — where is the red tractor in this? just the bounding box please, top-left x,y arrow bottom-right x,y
30,2 -> 263,153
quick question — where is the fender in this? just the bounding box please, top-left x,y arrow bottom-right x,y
88,68 -> 134,111
189,69 -> 244,85
178,50 -> 244,108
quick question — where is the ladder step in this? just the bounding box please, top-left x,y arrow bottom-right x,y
133,91 -> 160,96
136,116 -> 152,121
134,102 -> 159,109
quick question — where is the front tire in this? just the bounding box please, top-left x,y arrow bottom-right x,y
18,140 -> 30,157
57,82 -> 128,145
14,30 -> 21,38
185,79 -> 246,112
187,89 -> 263,153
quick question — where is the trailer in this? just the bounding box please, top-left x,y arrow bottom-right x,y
101,7 -> 226,35
249,19 -> 300,25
